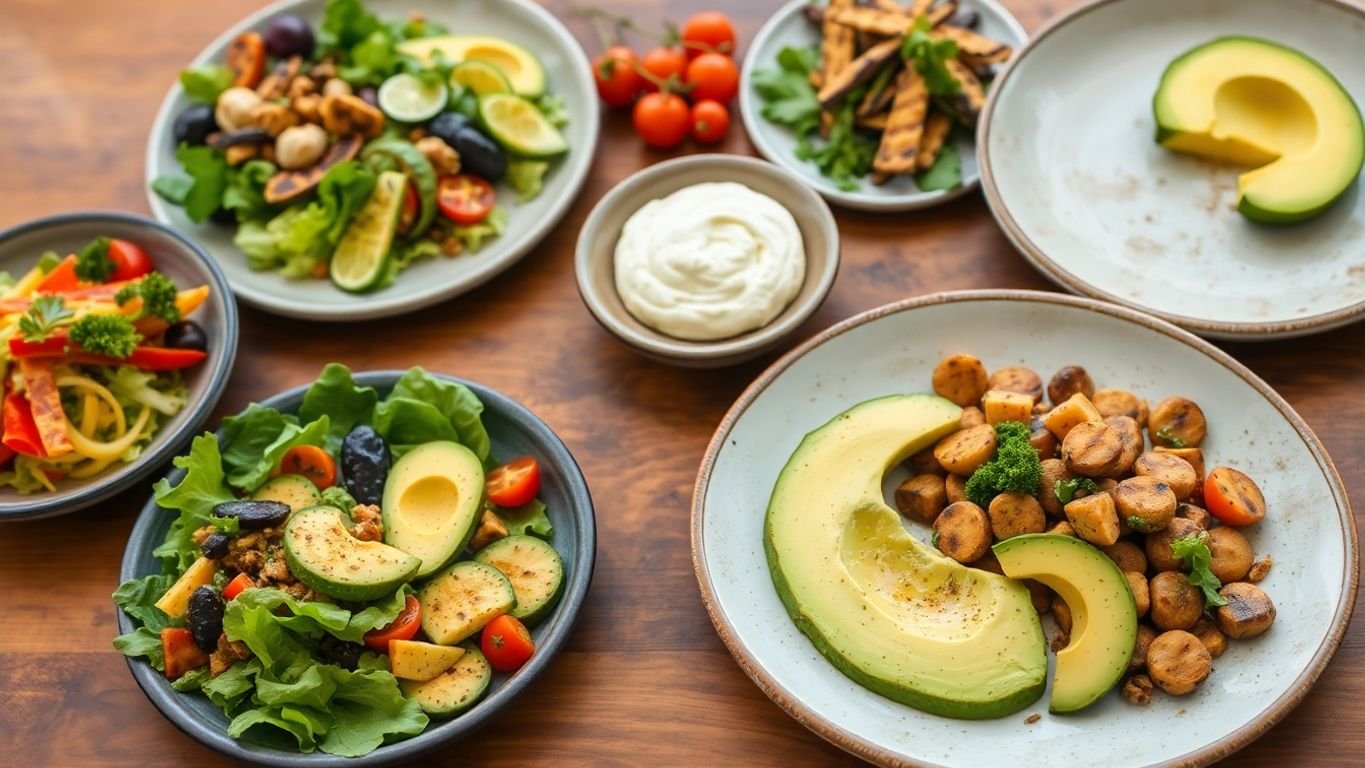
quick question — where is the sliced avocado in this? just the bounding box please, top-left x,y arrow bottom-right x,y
382,441 -> 485,578
766,394 -> 1048,719
252,474 -> 321,512
283,505 -> 420,602
473,534 -> 564,625
397,35 -> 547,98
389,639 -> 466,682
399,644 -> 492,717
1154,37 -> 1364,224
418,560 -> 516,645
993,534 -> 1138,713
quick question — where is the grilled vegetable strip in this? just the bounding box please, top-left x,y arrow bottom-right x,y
818,37 -> 903,108
819,0 -> 857,133
873,66 -> 930,174
857,64 -> 900,116
827,6 -> 915,36
870,0 -> 911,14
917,112 -> 954,170
937,59 -> 987,126
858,112 -> 891,131
19,359 -> 74,457
935,25 -> 1013,67
909,0 -> 935,16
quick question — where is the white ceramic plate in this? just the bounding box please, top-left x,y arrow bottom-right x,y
739,0 -> 1027,212
692,290 -> 1356,768
145,0 -> 598,321
980,0 -> 1365,340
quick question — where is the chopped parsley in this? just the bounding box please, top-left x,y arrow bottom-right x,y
74,236 -> 116,283
900,16 -> 960,96
1053,477 -> 1099,505
18,295 -> 74,342
1155,426 -> 1187,448
1171,534 -> 1228,608
69,314 -> 142,359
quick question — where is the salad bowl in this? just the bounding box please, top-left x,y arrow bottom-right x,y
0,211 -> 237,522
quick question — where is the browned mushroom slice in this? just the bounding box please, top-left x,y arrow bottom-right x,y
872,66 -> 930,174
263,135 -> 363,204
818,37 -> 904,108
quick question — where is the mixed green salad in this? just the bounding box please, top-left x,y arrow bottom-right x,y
114,364 -> 563,756
152,0 -> 570,293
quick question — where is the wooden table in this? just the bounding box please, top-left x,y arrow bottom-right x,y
1,0 -> 1360,764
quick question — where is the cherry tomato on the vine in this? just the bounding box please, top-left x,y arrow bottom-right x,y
592,45 -> 643,107
632,92 -> 690,149
680,11 -> 737,59
640,46 -> 687,92
689,99 -> 730,144
685,52 -> 739,104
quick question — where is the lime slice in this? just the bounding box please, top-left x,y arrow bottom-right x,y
330,171 -> 406,292
450,60 -> 512,97
377,73 -> 448,123
477,93 -> 568,159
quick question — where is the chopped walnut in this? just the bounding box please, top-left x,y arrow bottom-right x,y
209,632 -> 252,677
260,557 -> 292,584
408,127 -> 428,142
257,56 -> 303,100
249,102 -> 300,137
308,58 -> 338,82
350,504 -> 384,542
468,508 -> 509,552
191,525 -> 215,546
1122,674 -> 1155,705
440,236 -> 464,257
1247,555 -> 1273,583
319,93 -> 385,139
293,94 -> 322,124
283,581 -> 319,602
415,136 -> 461,176
227,548 -> 263,574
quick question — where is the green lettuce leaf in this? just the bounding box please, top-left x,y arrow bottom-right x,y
223,159 -> 279,222
234,162 -> 375,277
151,175 -> 193,207
535,93 -> 569,127
203,659 -> 262,711
319,666 -> 427,756
299,363 -> 379,448
320,484 -> 358,510
452,204 -> 507,252
112,573 -> 173,631
174,144 -> 230,224
179,65 -> 234,104
496,499 -> 552,537
506,160 -> 549,202
915,142 -> 963,192
318,0 -> 381,53
113,627 -> 165,671
228,587 -> 407,644
151,434 -> 236,571
172,667 -> 212,692
380,367 -> 490,462
105,366 -> 187,416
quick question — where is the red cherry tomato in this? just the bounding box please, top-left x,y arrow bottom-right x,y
398,180 -> 420,235
689,99 -> 730,144
221,572 -> 253,601
592,45 -> 643,108
681,11 -> 737,59
277,444 -> 336,489
485,456 -> 541,509
481,614 -> 534,672
632,92 -> 690,149
685,52 -> 739,104
1203,467 -> 1267,527
106,239 -> 154,282
640,46 -> 687,92
437,174 -> 496,225
364,595 -> 422,653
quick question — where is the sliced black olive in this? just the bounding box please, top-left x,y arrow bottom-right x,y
449,127 -> 507,182
212,500 -> 291,529
200,532 -> 231,560
427,112 -> 474,145
209,207 -> 237,226
318,634 -> 364,671
341,425 -> 390,506
207,128 -> 273,149
164,320 -> 208,352
187,586 -> 225,652
173,105 -> 218,147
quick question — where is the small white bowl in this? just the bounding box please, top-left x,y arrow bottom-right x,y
574,155 -> 840,368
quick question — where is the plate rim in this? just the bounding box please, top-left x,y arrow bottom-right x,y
689,288 -> 1358,768
142,0 -> 600,322
116,369 -> 597,766
737,0 -> 1027,213
976,0 -> 1365,341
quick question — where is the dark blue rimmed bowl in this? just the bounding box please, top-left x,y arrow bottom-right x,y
0,211 -> 238,521
116,371 -> 597,766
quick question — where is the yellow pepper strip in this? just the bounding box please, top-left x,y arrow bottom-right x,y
64,406 -> 150,461
3,267 -> 45,300
56,375 -> 127,438
80,392 -> 100,438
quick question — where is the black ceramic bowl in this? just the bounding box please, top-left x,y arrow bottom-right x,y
116,371 -> 596,766
0,211 -> 237,521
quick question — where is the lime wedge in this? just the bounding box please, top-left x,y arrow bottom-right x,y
377,73 -> 448,123
330,171 -> 406,292
477,93 -> 568,159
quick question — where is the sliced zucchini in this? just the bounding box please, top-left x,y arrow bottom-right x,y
473,535 -> 564,625
330,170 -> 406,293
251,474 -> 321,512
418,560 -> 516,645
377,72 -> 448,124
399,645 -> 492,717
450,60 -> 512,97
477,93 -> 568,159
360,139 -> 438,240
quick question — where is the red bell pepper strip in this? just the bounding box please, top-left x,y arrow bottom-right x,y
221,572 -> 253,601
161,627 -> 210,680
33,255 -> 80,293
0,444 -> 16,466
8,336 -> 207,371
2,393 -> 46,458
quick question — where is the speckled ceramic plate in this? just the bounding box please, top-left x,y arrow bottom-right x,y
739,0 -> 1027,212
0,212 -> 237,521
692,290 -> 1356,768
145,0 -> 598,321
979,0 -> 1365,340
118,371 -> 596,766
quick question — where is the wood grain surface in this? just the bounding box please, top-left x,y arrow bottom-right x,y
0,0 -> 1361,765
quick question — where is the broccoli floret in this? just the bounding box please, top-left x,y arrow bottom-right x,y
1054,477 -> 1099,505
964,421 -> 1042,508
75,236 -> 116,282
69,314 -> 142,358
115,271 -> 181,325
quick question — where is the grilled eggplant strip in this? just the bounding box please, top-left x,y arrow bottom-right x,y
827,6 -> 916,36
934,25 -> 1013,66
873,66 -> 930,174
909,0 -> 935,16
936,58 -> 987,127
820,0 -> 858,134
857,112 -> 891,131
856,63 -> 901,116
818,37 -> 903,108
916,111 -> 953,170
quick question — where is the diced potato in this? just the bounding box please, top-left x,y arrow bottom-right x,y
982,389 -> 1033,425
1063,492 -> 1120,546
1042,392 -> 1103,439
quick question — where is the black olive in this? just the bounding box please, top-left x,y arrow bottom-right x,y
164,320 -> 208,352
207,128 -> 273,149
187,586 -> 225,652
173,105 -> 218,147
209,207 -> 237,226
212,500 -> 291,529
341,425 -> 390,506
200,532 -> 231,559
449,127 -> 507,182
427,112 -> 474,145
318,634 -> 364,671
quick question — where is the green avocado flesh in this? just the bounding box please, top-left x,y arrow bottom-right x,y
765,394 -> 1048,719
994,534 -> 1137,714
1153,37 -> 1364,224
283,506 -> 421,602
382,441 -> 485,579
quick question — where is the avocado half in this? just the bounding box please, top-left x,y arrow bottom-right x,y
396,35 -> 547,98
1153,36 -> 1365,224
764,395 -> 1048,720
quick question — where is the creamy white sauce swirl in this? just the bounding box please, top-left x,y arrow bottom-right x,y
613,182 -> 806,341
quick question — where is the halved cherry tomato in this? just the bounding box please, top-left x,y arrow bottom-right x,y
632,92 -> 690,149
2,393 -> 45,458
685,52 -> 739,103
398,180 -> 420,235
640,46 -> 687,92
161,627 -> 210,680
34,255 -> 79,293
222,572 -> 254,601
689,99 -> 730,144
365,595 -> 421,653
277,444 -> 336,489
592,46 -> 643,108
107,239 -> 154,282
481,614 -> 534,672
485,456 -> 540,508
681,11 -> 737,59
1204,467 -> 1267,526
437,174 -> 496,225
226,31 -> 267,88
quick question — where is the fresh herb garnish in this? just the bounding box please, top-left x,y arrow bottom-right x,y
900,16 -> 960,96
1054,476 -> 1099,505
75,236 -> 116,283
1155,426 -> 1187,448
19,295 -> 74,342
1171,534 -> 1228,608
69,314 -> 142,359
965,421 -> 1043,508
